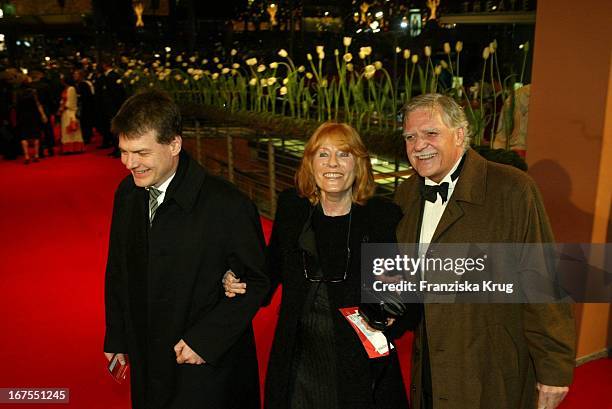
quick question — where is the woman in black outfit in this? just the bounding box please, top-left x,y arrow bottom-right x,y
15,76 -> 43,164
225,122 -> 413,409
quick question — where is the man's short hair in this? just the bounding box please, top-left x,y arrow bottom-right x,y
111,89 -> 181,144
402,93 -> 471,148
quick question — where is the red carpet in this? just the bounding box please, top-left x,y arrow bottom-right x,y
0,146 -> 609,408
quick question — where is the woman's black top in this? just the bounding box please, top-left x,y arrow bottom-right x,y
289,210 -> 351,409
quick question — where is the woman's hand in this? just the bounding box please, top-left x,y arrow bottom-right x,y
222,270 -> 247,298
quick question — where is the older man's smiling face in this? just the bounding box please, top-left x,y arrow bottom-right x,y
403,108 -> 465,183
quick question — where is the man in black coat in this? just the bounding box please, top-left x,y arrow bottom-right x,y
30,70 -> 55,157
104,89 -> 269,409
95,61 -> 125,153
73,69 -> 95,144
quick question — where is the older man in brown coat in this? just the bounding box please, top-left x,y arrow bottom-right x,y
395,94 -> 575,409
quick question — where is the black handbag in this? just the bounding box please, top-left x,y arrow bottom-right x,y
359,287 -> 408,331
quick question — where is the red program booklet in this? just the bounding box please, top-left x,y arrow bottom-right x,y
108,354 -> 129,384
340,307 -> 393,359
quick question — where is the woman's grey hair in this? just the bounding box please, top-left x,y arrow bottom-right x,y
402,93 -> 471,148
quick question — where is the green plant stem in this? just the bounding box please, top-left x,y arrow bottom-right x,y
520,51 -> 527,84
489,55 -> 497,145
456,52 -> 461,78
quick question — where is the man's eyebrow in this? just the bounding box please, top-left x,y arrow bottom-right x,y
119,148 -> 152,153
403,127 -> 439,135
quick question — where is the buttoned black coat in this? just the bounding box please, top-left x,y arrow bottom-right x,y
104,151 -> 269,409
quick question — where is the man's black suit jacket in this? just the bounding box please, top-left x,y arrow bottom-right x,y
104,150 -> 269,409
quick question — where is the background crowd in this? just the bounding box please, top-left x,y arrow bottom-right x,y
0,56 -> 126,163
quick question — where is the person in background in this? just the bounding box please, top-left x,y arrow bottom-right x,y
58,72 -> 84,154
29,70 -> 55,158
15,75 -> 43,164
95,60 -> 125,156
493,84 -> 530,157
0,73 -> 17,159
73,69 -> 95,145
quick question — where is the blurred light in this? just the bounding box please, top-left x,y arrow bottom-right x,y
395,47 -> 401,53
324,11 -> 329,16
154,53 -> 160,58
354,12 -> 359,17
492,6 -> 497,10
21,68 -> 28,75
0,10 -> 3,18
0,34 -> 4,42
370,21 -> 379,30
165,46 -> 171,52
45,56 -> 50,61
519,44 -> 524,49
400,17 -> 408,29
373,28 -> 381,33
16,40 -> 21,45
375,11 -> 383,19
356,28 -> 362,33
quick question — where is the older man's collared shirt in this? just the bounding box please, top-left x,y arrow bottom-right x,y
418,155 -> 464,278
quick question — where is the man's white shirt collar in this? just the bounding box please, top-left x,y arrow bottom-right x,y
424,154 -> 464,187
418,154 -> 465,275
148,173 -> 175,206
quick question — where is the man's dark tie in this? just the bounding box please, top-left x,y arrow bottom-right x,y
421,183 -> 449,203
148,187 -> 162,224
420,154 -> 466,204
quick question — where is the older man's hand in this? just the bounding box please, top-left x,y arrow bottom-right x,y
536,383 -> 569,409
174,339 -> 205,365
